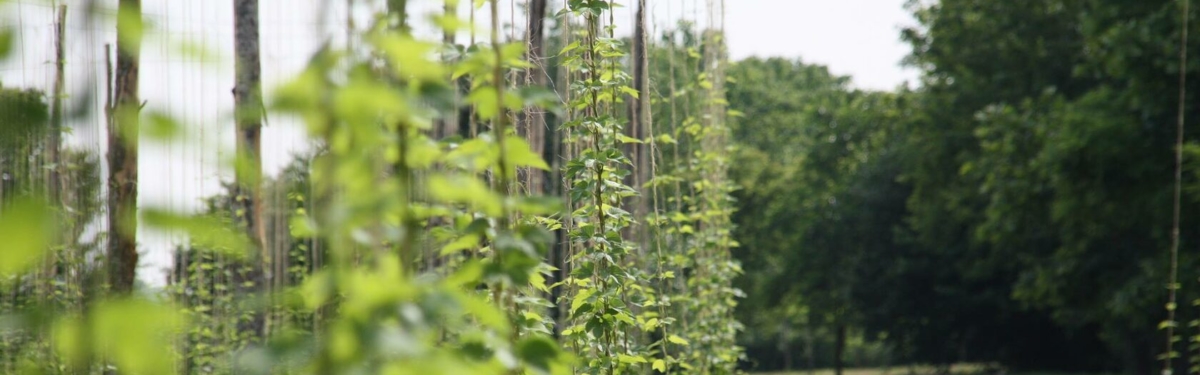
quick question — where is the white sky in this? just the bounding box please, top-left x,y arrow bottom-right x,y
0,0 -> 917,286
723,0 -> 919,90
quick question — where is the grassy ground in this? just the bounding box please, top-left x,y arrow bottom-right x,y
756,364 -> 987,375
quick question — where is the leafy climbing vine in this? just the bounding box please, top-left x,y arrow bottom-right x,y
556,0 -> 648,373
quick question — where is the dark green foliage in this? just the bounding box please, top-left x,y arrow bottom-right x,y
0,87 -> 48,151
728,1 -> 1200,373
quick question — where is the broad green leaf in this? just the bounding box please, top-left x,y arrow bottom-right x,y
406,137 -> 444,169
142,111 -> 183,140
468,86 -> 500,120
558,41 -> 581,56
620,86 -> 639,98
517,336 -> 561,372
92,299 -> 184,375
428,175 -> 503,217
441,234 -> 481,255
617,354 -> 647,364
373,34 -> 446,81
460,294 -> 511,333
516,196 -> 564,215
667,334 -> 689,346
617,134 -> 643,144
0,197 -> 55,276
334,76 -> 407,127
0,29 -> 12,60
505,136 -> 550,171
652,359 -> 667,372
290,214 -> 316,238
571,288 -> 595,314
143,209 -> 253,258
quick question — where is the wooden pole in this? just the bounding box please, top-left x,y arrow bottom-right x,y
49,5 -> 66,204
107,0 -> 141,294
524,0 -> 548,194
233,0 -> 267,335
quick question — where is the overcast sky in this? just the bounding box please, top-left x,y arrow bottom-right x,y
724,0 -> 919,90
0,0 -> 918,286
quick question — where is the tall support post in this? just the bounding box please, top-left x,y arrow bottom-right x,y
233,0 -> 267,335
107,0 -> 142,294
49,5 -> 66,203
523,0 -> 548,194
629,0 -> 649,246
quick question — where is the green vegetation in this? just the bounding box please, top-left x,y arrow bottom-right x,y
5,0 -> 1200,374
0,0 -> 741,374
730,0 -> 1200,374
757,364 -> 986,375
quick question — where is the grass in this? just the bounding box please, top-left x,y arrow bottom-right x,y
756,364 -> 987,375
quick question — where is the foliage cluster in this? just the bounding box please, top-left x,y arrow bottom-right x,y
0,0 -> 742,374
728,0 -> 1200,374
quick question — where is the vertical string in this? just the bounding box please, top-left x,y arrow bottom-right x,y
1168,0 -> 1190,373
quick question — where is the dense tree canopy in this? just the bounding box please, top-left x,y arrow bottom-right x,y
730,0 -> 1200,373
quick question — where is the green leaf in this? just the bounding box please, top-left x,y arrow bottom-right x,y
441,234 -> 481,255
143,111 -> 183,140
617,134 -> 643,144
461,294 -> 511,334
0,29 -> 13,60
505,136 -> 551,171
558,41 -> 581,56
516,196 -> 564,215
0,197 -> 55,276
571,288 -> 595,314
620,86 -> 640,98
618,354 -> 647,364
469,86 -> 500,120
667,334 -> 689,346
290,214 -> 316,238
652,359 -> 667,372
92,299 -> 184,375
143,209 -> 253,258
428,175 -> 503,217
518,86 -> 562,109
372,34 -> 446,81
517,336 -> 562,372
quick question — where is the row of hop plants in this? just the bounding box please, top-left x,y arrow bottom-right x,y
0,0 -> 743,374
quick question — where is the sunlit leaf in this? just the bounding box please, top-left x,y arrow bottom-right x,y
93,299 -> 184,375
652,359 -> 667,372
617,354 -> 647,364
667,334 -> 689,346
505,135 -> 550,172
0,197 -> 55,276
0,28 -> 12,60
143,209 -> 253,258
428,175 -> 503,217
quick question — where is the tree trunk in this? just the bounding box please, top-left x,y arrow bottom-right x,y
806,323 -> 816,375
41,4 -> 67,301
439,0 -> 458,140
234,0 -> 267,336
624,0 -> 649,245
781,321 -> 793,371
835,322 -> 847,375
522,0 -> 548,194
49,5 -> 66,204
388,0 -> 408,32
549,3 -> 571,339
107,0 -> 141,294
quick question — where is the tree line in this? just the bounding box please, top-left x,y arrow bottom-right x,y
731,0 -> 1200,374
